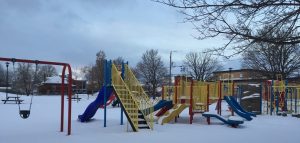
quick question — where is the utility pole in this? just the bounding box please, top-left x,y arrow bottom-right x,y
169,50 -> 177,100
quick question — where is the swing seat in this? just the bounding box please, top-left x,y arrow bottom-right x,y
19,110 -> 30,119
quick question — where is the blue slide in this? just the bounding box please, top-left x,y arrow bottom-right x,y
228,96 -> 256,117
142,100 -> 173,115
78,86 -> 112,122
153,100 -> 173,111
224,96 -> 252,121
202,113 -> 244,127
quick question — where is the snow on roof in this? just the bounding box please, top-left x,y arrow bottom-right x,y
42,76 -> 68,84
241,93 -> 260,100
248,83 -> 260,87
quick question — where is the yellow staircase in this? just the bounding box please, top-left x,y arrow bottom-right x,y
111,64 -> 153,131
123,64 -> 154,130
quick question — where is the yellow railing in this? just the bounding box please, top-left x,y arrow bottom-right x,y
221,82 -> 233,97
162,86 -> 175,100
123,64 -> 154,130
111,64 -> 139,131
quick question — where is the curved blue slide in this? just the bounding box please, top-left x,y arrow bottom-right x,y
224,96 -> 252,121
78,86 -> 112,122
153,100 -> 173,111
202,113 -> 244,126
142,100 -> 173,115
228,96 -> 256,117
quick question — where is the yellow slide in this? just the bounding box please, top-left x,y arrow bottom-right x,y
158,104 -> 188,125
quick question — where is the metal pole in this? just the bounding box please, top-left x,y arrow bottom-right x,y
169,51 -> 172,100
6,62 -> 9,99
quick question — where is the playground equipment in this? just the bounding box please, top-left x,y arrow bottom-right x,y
0,57 -> 73,135
79,60 -> 173,131
202,113 -> 244,127
11,59 -> 38,119
224,96 -> 252,121
78,86 -> 114,122
160,74 -> 260,127
161,76 -> 246,124
262,79 -> 300,116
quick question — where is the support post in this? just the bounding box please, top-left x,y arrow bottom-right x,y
104,60 -> 107,127
207,84 -> 209,112
67,65 -> 72,135
259,83 -> 263,115
60,66 -> 66,133
189,80 -> 193,124
270,80 -> 274,115
231,82 -> 234,116
120,61 -> 126,125
218,81 -> 222,115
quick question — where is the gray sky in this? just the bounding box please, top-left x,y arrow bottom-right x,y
0,0 -> 240,73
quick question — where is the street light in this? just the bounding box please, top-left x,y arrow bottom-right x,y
5,62 -> 9,99
169,50 -> 177,99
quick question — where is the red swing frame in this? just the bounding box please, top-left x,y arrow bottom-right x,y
0,57 -> 73,135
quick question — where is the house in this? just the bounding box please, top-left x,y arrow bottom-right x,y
73,79 -> 87,94
37,76 -> 87,95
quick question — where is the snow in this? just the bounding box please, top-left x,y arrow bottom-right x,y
248,84 -> 260,87
1,92 -> 300,143
42,76 -> 68,84
0,87 -> 11,90
242,93 -> 260,100
228,116 -> 244,122
243,91 -> 249,94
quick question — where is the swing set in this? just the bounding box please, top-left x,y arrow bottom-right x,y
0,57 -> 73,135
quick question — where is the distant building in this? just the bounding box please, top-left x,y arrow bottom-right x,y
73,79 -> 87,94
37,76 -> 87,95
212,69 -> 267,83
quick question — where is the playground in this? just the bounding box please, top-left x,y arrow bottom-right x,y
0,57 -> 299,143
1,93 -> 299,143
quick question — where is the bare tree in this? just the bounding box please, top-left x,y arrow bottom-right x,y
136,49 -> 167,98
95,50 -> 106,89
184,51 -> 222,81
81,50 -> 106,94
14,63 -> 35,95
36,65 -> 57,83
81,64 -> 96,94
242,27 -> 300,79
113,57 -> 125,65
155,0 -> 300,57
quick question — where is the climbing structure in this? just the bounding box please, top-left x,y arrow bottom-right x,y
161,76 -> 235,124
111,63 -> 153,131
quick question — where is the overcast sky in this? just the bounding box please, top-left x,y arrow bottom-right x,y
0,0 -> 240,74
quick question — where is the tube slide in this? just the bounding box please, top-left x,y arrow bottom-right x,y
228,96 -> 256,117
78,86 -> 112,122
224,96 -> 252,121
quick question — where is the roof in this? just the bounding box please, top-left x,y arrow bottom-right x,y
213,69 -> 265,74
42,76 -> 68,84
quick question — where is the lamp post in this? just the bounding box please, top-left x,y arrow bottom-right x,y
169,50 -> 177,99
5,62 -> 9,99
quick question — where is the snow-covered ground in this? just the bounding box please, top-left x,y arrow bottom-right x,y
1,92 -> 299,143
